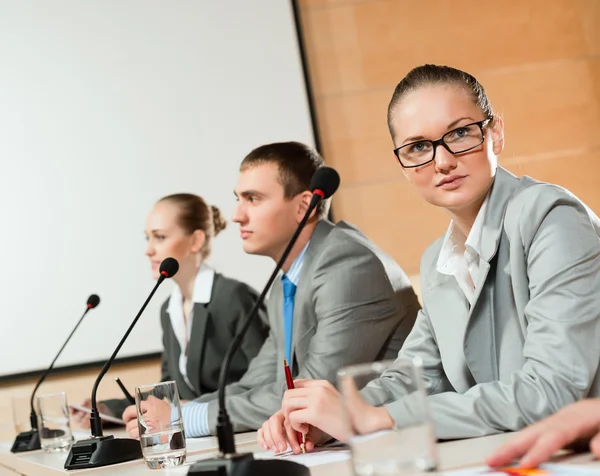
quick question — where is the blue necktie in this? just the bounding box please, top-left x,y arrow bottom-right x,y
282,275 -> 297,365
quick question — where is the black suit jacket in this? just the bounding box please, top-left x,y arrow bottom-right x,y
104,272 -> 269,418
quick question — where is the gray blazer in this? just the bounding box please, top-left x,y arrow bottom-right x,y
104,273 -> 268,418
361,167 -> 600,439
196,220 -> 421,433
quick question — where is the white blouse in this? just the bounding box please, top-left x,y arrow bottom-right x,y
166,263 -> 215,391
436,194 -> 490,306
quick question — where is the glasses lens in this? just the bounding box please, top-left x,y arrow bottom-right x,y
444,124 -> 483,153
397,141 -> 433,167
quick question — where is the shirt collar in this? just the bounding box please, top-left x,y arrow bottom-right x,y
283,241 -> 310,286
167,263 -> 215,315
436,192 -> 490,275
465,192 -> 490,256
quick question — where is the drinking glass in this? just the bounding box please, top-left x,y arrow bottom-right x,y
337,358 -> 438,475
12,394 -> 32,434
136,380 -> 186,469
36,391 -> 73,452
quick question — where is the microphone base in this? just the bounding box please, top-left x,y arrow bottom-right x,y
64,435 -> 142,469
10,430 -> 41,453
187,453 -> 309,476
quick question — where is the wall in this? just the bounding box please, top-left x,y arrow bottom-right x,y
298,0 -> 600,275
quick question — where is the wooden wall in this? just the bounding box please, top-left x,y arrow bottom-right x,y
298,0 -> 600,274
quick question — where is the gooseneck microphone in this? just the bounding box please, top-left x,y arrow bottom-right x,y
65,258 -> 178,470
11,294 -> 101,454
188,167 -> 340,476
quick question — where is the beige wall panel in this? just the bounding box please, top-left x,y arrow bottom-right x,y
302,0 -> 594,96
582,0 -> 600,55
504,149 -> 600,214
299,0 -> 364,7
590,58 -> 600,106
482,59 -> 600,159
300,5 -> 363,97
316,90 -> 398,185
335,179 -> 449,275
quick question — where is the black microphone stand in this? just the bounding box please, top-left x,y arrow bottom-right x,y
187,195 -> 327,476
11,296 -> 100,453
65,262 -> 176,470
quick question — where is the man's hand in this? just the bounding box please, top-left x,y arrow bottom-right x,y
486,399 -> 600,468
123,396 -> 173,440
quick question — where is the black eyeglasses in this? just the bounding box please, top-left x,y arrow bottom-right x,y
393,118 -> 492,168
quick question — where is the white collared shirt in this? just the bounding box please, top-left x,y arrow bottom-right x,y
166,263 -> 215,391
436,195 -> 490,306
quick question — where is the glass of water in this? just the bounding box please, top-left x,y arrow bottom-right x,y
12,394 -> 32,434
36,392 -> 73,452
135,380 -> 186,469
337,358 -> 438,475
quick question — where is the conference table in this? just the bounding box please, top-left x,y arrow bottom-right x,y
1,430 -> 599,475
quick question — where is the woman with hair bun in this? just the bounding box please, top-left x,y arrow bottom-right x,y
73,193 -> 268,428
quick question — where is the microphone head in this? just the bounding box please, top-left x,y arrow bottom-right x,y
159,257 -> 179,278
310,167 -> 340,200
87,294 -> 100,309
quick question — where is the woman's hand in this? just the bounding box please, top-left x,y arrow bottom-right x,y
257,410 -> 317,455
123,395 -> 173,440
283,379 -> 394,445
70,398 -> 113,429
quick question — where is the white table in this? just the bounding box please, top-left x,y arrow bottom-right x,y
1,431 -> 600,475
0,431 -> 258,476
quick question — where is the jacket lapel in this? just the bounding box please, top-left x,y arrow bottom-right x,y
268,279 -> 284,359
463,167 -> 520,382
290,220 -> 335,370
186,301 -> 210,394
425,274 -> 474,392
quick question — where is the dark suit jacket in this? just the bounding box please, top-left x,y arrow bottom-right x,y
104,272 -> 269,418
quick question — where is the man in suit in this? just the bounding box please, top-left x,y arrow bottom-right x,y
125,141 -> 420,441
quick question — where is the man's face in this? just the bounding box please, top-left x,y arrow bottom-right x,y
233,163 -> 305,259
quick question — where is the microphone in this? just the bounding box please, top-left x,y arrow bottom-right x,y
64,258 -> 178,470
188,167 -> 340,476
11,294 -> 101,453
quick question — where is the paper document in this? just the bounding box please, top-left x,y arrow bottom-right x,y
254,447 -> 351,468
440,463 -> 600,475
69,404 -> 125,426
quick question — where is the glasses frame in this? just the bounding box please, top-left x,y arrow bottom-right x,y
393,118 -> 492,169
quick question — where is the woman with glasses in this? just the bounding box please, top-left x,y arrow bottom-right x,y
257,64 -> 600,454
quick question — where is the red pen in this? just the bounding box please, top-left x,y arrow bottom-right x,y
283,358 -> 305,454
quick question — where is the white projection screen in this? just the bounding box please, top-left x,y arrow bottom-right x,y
0,0 -> 315,377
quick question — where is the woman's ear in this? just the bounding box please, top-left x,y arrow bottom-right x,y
490,115 -> 505,155
190,229 -> 206,254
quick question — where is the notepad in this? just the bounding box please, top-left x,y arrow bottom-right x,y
68,404 -> 125,426
254,447 -> 351,467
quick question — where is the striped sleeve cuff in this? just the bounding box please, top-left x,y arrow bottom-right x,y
181,401 -> 210,437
